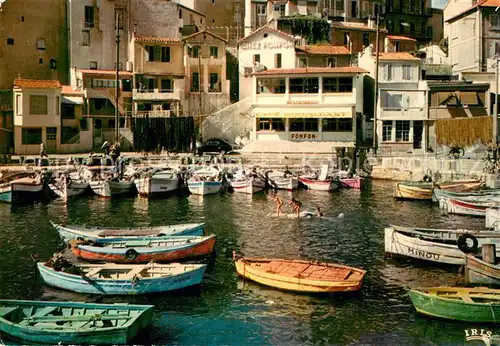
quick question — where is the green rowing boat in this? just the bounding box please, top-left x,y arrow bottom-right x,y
0,299 -> 154,344
408,287 -> 500,323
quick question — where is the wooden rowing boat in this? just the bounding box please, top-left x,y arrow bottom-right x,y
436,180 -> 483,192
50,221 -> 205,242
233,253 -> 365,293
486,208 -> 500,230
393,182 -> 434,200
408,287 -> 500,322
70,235 -> 217,263
0,299 -> 153,344
465,253 -> 500,286
37,260 -> 207,294
384,225 -> 500,265
444,198 -> 500,217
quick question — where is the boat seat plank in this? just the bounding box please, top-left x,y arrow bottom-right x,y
31,307 -> 59,318
122,265 -> 148,279
85,268 -> 102,277
99,229 -> 160,237
459,294 -> 474,303
0,307 -> 18,317
125,240 -> 151,247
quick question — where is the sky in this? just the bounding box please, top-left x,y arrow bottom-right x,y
433,0 -> 448,9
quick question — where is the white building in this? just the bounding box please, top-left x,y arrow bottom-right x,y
358,46 -> 428,154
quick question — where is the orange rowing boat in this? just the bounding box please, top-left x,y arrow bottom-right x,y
233,252 -> 366,293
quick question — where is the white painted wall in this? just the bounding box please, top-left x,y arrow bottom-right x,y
447,10 -> 480,74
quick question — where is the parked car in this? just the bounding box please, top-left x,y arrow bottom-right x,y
197,139 -> 232,156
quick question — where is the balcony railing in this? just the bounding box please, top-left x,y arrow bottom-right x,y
133,110 -> 171,118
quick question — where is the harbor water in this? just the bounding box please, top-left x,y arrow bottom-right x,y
0,181 -> 491,345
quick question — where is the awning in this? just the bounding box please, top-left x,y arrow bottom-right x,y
62,96 -> 84,105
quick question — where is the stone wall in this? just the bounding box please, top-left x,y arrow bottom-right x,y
132,0 -> 179,39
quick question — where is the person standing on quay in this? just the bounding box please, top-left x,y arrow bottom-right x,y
40,142 -> 48,158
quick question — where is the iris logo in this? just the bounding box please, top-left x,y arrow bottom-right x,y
465,329 -> 493,345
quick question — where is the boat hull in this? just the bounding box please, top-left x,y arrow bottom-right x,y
49,181 -> 89,201
443,198 -> 499,217
90,180 -> 135,197
339,177 -> 365,189
0,182 -> 44,204
465,254 -> 500,286
408,289 -> 500,323
394,183 -> 433,200
37,262 -> 207,295
268,177 -> 298,191
187,181 -> 222,195
486,208 -> 500,230
71,236 -> 217,264
230,179 -> 265,194
134,177 -> 180,196
299,177 -> 338,191
0,299 -> 153,345
52,222 -> 205,242
234,259 -> 365,293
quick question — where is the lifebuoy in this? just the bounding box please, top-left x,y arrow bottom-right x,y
125,249 -> 138,260
457,234 -> 479,254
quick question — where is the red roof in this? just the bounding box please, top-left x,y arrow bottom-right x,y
134,36 -> 182,44
378,52 -> 421,61
446,0 -> 500,22
296,45 -> 351,55
253,67 -> 367,76
78,69 -> 133,76
386,35 -> 417,42
238,25 -> 296,44
61,85 -> 84,95
14,79 -> 61,89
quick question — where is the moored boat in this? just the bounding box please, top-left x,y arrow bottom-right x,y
49,173 -> 89,201
486,208 -> 500,230
187,167 -> 222,195
465,253 -> 500,286
437,179 -> 484,192
230,177 -> 266,194
384,225 -> 500,265
69,234 -> 217,263
267,171 -> 298,191
408,287 -> 500,322
90,177 -> 135,197
0,299 -> 153,344
0,174 -> 45,204
298,177 -> 339,191
232,252 -> 366,293
134,168 -> 181,197
339,177 -> 365,189
50,221 -> 205,242
393,182 -> 434,200
37,258 -> 207,295
443,198 -> 500,217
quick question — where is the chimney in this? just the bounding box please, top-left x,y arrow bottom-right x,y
244,0 -> 252,37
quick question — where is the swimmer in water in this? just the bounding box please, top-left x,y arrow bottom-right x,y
316,206 -> 323,218
289,198 -> 302,218
272,194 -> 284,216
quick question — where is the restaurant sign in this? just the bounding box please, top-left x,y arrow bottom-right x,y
290,132 -> 320,141
255,112 -> 351,118
240,41 -> 294,51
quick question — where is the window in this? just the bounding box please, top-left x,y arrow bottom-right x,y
362,32 -> 369,47
161,47 -> 170,62
336,0 -> 344,11
382,64 -> 392,80
322,118 -> 353,132
274,3 -> 286,16
55,97 -> 60,115
29,95 -> 48,115
323,77 -> 353,93
386,93 -> 402,108
382,121 -> 392,142
161,79 -> 173,92
36,38 -> 46,50
492,14 -> 500,30
395,120 -> 410,142
7,37 -> 14,45
46,127 -> 56,141
290,78 -> 319,93
275,53 -> 282,68
22,128 -> 42,145
426,26 -> 433,39
62,104 -> 75,119
50,59 -> 57,69
253,54 -> 260,64
179,9 -> 182,19
257,118 -> 285,131
257,4 -> 266,15
210,46 -> 218,58
16,95 -> 21,115
90,61 -> 97,69
190,45 -> 200,58
93,79 -> 119,88
146,46 -> 156,61
85,6 -> 94,27
209,73 -> 219,92
257,79 -> 285,94
82,30 -> 90,46
191,72 -> 200,92
289,118 -> 319,132
39,58 -> 43,64
325,57 -> 336,68
402,65 -> 412,80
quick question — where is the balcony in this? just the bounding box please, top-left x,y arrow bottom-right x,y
379,107 -> 427,120
132,110 -> 171,118
132,88 -> 179,101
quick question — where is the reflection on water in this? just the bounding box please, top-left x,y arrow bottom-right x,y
0,180 -> 496,344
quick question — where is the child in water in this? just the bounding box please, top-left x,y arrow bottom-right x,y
272,194 -> 284,216
289,198 -> 302,218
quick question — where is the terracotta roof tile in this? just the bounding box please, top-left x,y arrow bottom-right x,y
61,85 -> 84,95
378,52 -> 421,61
238,25 -> 296,44
386,35 -> 417,42
253,67 -> 368,76
134,36 -> 182,44
296,45 -> 351,55
13,78 -> 61,89
78,69 -> 133,76
183,30 -> 228,43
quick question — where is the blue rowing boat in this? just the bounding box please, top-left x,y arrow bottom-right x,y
51,221 -> 205,242
0,299 -> 153,344
37,261 -> 207,295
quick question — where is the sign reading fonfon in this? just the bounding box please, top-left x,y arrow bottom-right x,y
239,41 -> 294,50
290,133 -> 319,141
